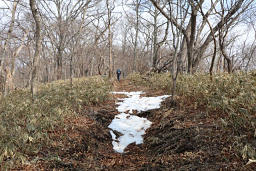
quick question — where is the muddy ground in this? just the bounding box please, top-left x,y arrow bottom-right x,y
32,80 -> 255,170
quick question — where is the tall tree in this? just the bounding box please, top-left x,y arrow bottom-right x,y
0,1 -> 18,96
29,0 -> 42,99
149,0 -> 254,73
40,0 -> 93,80
133,0 -> 140,72
106,0 -> 113,78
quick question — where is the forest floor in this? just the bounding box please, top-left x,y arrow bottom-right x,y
32,79 -> 255,170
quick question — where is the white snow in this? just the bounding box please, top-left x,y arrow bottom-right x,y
108,113 -> 152,153
108,91 -> 170,153
116,95 -> 170,114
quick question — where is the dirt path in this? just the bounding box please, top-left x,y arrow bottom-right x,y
37,79 -> 255,170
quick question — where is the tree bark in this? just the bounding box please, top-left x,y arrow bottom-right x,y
56,5 -> 64,80
219,30 -> 232,73
152,7 -> 158,68
196,1 -> 217,78
187,1 -> 197,74
106,0 -> 113,78
1,1 -> 18,96
133,0 -> 140,72
29,0 -> 42,100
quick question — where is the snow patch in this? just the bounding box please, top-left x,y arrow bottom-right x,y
108,113 -> 152,153
116,95 -> 170,114
109,91 -> 170,153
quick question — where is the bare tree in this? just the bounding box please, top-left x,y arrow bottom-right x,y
106,0 -> 114,78
142,0 -> 169,71
0,0 -> 255,93
168,0 -> 188,101
196,0 -> 217,77
149,0 -> 254,74
40,0 -> 93,80
0,1 -> 18,96
133,0 -> 140,72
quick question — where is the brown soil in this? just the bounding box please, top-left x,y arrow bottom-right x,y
32,79 -> 255,170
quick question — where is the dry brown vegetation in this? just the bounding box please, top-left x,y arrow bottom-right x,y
0,76 -> 111,169
0,72 -> 255,170
0,0 -> 256,170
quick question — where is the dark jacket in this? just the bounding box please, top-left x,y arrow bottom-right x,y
116,69 -> 121,75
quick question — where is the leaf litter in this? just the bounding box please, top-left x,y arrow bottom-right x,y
27,79 -> 256,170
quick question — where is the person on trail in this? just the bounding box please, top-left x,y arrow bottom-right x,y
116,69 -> 121,81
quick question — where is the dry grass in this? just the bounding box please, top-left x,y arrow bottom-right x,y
0,76 -> 112,169
128,71 -> 256,160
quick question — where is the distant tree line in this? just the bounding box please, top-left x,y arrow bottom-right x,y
0,0 -> 255,96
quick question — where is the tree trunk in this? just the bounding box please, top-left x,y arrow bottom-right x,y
1,1 -> 18,96
197,1 -> 217,78
56,47 -> 63,80
187,1 -> 197,74
133,0 -> 139,72
106,0 -> 113,78
70,54 -> 73,87
56,2 -> 64,80
152,7 -> 158,68
29,0 -> 42,100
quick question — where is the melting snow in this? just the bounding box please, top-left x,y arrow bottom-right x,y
108,113 -> 152,153
117,94 -> 170,114
108,91 -> 170,153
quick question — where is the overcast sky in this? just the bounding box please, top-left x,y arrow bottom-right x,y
0,0 -> 255,46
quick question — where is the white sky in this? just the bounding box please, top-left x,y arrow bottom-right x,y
0,0 -> 255,50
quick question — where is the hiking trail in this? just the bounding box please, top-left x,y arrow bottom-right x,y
35,79 -> 255,170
